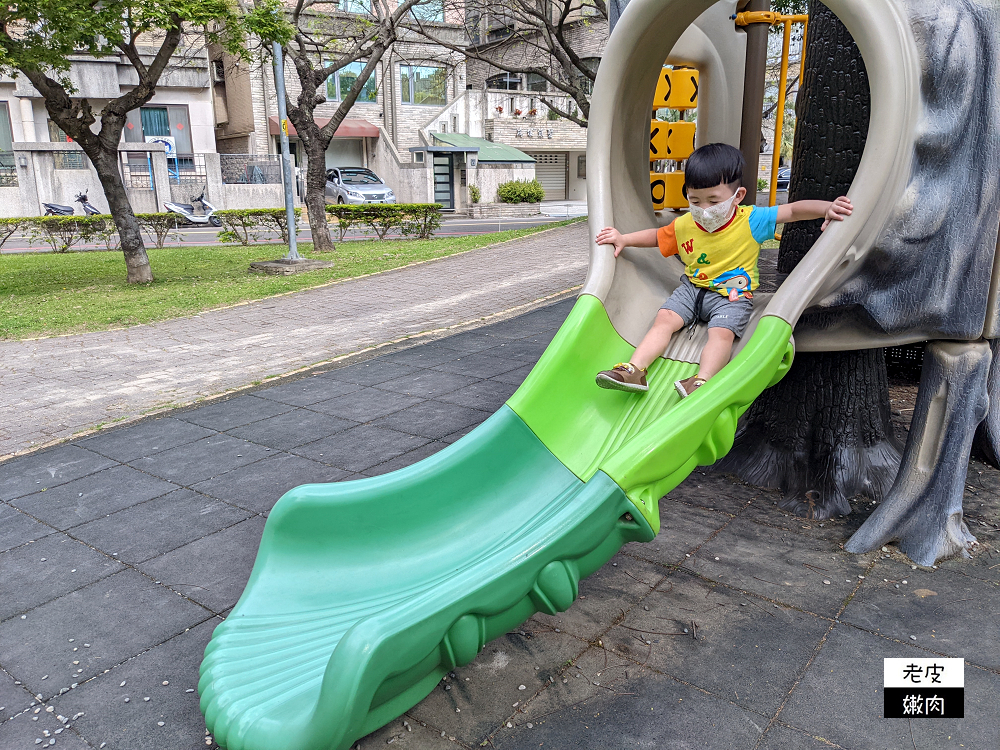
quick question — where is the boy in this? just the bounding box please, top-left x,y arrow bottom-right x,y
595,143 -> 852,397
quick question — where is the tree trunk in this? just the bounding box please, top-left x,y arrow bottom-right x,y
714,1 -> 902,519
303,142 -> 335,253
90,148 -> 153,284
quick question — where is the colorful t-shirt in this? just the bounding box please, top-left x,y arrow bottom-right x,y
657,205 -> 778,300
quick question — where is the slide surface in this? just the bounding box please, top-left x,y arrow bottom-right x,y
199,294 -> 794,750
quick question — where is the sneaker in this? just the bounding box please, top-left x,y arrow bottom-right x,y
596,363 -> 648,393
674,375 -> 707,398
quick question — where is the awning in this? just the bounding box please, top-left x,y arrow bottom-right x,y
268,116 -> 380,137
430,133 -> 535,163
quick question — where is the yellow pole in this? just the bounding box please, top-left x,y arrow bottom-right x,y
769,19 -> 792,207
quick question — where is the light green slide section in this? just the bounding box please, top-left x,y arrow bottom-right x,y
199,295 -> 794,750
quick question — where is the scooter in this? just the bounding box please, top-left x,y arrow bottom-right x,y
164,190 -> 222,227
42,192 -> 101,216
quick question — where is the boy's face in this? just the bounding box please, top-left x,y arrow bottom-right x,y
687,182 -> 747,208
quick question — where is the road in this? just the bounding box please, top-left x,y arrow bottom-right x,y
0,215 -> 576,253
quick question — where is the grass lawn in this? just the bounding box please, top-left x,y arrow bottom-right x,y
0,219 -> 581,340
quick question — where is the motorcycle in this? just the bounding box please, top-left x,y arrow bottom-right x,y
163,190 -> 222,227
42,192 -> 101,216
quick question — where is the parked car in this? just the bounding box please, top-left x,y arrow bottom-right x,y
776,166 -> 791,192
325,167 -> 396,204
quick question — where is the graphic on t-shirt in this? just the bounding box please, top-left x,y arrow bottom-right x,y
711,267 -> 753,301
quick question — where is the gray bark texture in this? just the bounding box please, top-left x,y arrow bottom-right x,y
846,341 -> 988,564
715,2 -> 902,519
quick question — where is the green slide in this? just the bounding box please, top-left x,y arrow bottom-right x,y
199,294 -> 794,750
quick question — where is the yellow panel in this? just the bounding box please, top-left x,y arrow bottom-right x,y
649,120 -> 668,161
651,171 -> 686,210
666,121 -> 696,161
653,68 -> 700,111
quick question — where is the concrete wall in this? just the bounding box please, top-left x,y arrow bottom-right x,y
468,162 -> 535,204
370,128 -> 432,203
221,184 -> 284,209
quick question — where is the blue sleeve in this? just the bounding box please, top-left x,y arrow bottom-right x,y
748,205 -> 779,244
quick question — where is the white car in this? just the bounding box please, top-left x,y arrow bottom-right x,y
325,167 -> 396,204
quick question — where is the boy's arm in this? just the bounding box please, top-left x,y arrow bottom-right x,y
596,227 -> 660,257
776,196 -> 853,230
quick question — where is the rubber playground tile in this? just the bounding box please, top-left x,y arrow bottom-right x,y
532,554 -> 666,642
490,363 -> 535,386
50,618 -> 220,750
740,491 -> 870,544
225,408 -> 357,450
308,387 -> 424,422
624,499 -> 733,567
0,706 -> 91,750
489,656 -> 764,750
127,434 -> 272,485
601,569 -> 831,716
840,560 -> 1000,670
434,379 -> 520,412
0,502 -> 55,553
0,445 -> 117,502
0,569 -> 208,698
487,336 -> 554,362
323,359 -> 420,385
252,375 -> 363,407
668,469 -> 761,515
294,424 -> 430,473
10,465 -> 178,530
440,425 -> 477,444
70,489 -> 250,565
0,666 -> 35,721
779,624 -> 999,750
681,516 -> 871,617
432,329 -> 508,354
406,630 -> 584,746
174,394 -> 294,432
191,453 -> 352,514
430,351 -> 528,379
371,400 -> 491,440
379,343 -> 463,369
756,723 -> 846,750
138,516 -> 267,614
363,441 -> 449,476
0,533 -> 124,621
73,417 -> 214,463
373,369 -> 480,399
358,715 -> 465,748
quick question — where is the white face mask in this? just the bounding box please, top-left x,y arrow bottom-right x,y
689,193 -> 738,233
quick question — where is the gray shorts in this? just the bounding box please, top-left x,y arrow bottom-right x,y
661,277 -> 754,337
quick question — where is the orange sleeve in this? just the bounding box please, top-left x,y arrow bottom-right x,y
657,222 -> 678,258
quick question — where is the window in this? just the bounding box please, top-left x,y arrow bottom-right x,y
578,154 -> 586,179
124,105 -> 193,154
0,103 -> 15,185
48,121 -> 86,169
414,151 -> 425,163
327,61 -> 378,102
338,0 -> 369,12
487,73 -> 521,91
576,57 -> 600,96
526,73 -> 548,92
411,0 -> 444,22
400,65 -> 447,105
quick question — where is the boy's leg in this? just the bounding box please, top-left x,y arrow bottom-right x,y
675,296 -> 751,398
696,327 -> 736,380
631,309 -> 686,370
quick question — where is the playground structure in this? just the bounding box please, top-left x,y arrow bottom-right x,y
199,2 -> 1000,749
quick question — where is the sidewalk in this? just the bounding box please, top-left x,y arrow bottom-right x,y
0,221 -> 589,459
0,297 -> 996,750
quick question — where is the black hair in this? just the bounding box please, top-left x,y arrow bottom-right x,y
682,143 -> 745,195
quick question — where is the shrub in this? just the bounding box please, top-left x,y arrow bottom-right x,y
399,204 -> 444,239
27,215 -> 107,252
135,213 -> 180,249
757,177 -> 768,193
497,179 -> 545,204
325,203 -> 443,241
325,204 -> 363,241
469,185 -> 481,204
215,208 -> 301,246
0,217 -> 30,251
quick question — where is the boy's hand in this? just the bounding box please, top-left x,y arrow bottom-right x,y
596,226 -> 626,257
821,196 -> 853,230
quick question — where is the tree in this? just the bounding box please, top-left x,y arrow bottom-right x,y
0,0 -> 259,283
255,0 -> 422,254
417,0 -> 607,127
715,1 -> 903,519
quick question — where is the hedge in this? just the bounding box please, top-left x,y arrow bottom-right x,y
325,203 -> 443,241
215,208 -> 302,246
497,179 -> 545,204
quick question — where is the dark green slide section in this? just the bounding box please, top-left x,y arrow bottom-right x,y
199,406 -> 653,750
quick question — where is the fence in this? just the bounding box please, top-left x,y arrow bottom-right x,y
220,154 -> 282,185
120,152 -> 155,190
0,153 -> 17,187
167,153 -> 207,186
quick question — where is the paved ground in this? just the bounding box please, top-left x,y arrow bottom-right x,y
1,298 -> 997,750
0,216 -> 572,254
0,221 -> 588,458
